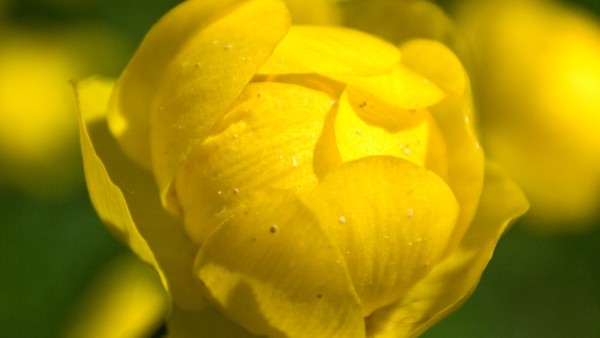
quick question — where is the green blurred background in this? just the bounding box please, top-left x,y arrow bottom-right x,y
0,0 -> 599,337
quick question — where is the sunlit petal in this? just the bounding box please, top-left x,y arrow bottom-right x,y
258,25 -> 400,76
77,77 -> 204,310
308,156 -> 458,316
195,193 -> 365,337
365,162 -> 528,337
174,81 -> 332,245
400,39 -> 484,254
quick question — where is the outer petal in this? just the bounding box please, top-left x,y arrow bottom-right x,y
108,0 -> 245,169
307,156 -> 459,317
174,81 -> 333,245
365,162 -> 529,337
109,0 -> 291,211
400,39 -> 484,254
195,193 -> 365,338
258,25 -> 400,76
77,78 -> 204,310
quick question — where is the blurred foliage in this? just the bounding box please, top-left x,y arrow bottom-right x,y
0,0 -> 599,337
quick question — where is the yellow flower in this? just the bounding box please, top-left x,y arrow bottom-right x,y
0,22 -> 126,198
77,0 -> 528,337
457,0 -> 600,231
63,255 -> 169,338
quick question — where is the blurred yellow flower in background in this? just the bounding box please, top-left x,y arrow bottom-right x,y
457,0 -> 600,231
63,254 -> 168,338
0,20 -> 126,199
77,0 -> 527,337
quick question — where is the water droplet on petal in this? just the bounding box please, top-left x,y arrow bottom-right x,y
233,188 -> 239,195
270,224 -> 278,233
292,156 -> 298,167
407,208 -> 414,217
338,216 -> 346,224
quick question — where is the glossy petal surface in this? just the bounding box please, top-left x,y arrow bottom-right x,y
195,194 -> 365,338
365,163 -> 528,337
108,0 -> 244,169
77,78 -> 204,310
175,81 -> 332,245
400,39 -> 484,254
308,157 -> 458,316
259,25 -> 400,76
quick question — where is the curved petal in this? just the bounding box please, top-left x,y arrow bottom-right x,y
329,64 -> 445,111
365,162 -> 529,337
334,89 -> 448,179
167,303 -> 259,338
258,25 -> 400,76
174,81 -> 332,246
107,0 -> 246,170
400,39 -> 484,254
77,77 -> 204,311
108,0 -> 291,212
195,193 -> 365,338
307,156 -> 458,317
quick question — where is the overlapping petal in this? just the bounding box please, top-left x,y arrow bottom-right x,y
307,156 -> 459,317
400,39 -> 484,254
195,193 -> 365,338
77,78 -> 204,310
174,81 -> 333,245
258,25 -> 400,76
334,89 -> 448,179
107,0 -> 245,170
364,163 -> 528,337
109,0 -> 291,212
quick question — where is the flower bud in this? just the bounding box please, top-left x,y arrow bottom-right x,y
78,0 -> 528,336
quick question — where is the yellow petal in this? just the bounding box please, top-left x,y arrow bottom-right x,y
107,0 -> 245,170
195,193 -> 365,337
334,88 -> 448,178
365,162 -> 528,337
167,303 -> 259,338
258,25 -> 400,76
400,39 -> 484,254
174,81 -> 332,246
308,156 -> 459,317
109,0 -> 291,212
331,63 -> 446,111
64,255 -> 168,338
77,77 -> 204,310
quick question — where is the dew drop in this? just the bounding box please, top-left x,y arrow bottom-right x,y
224,43 -> 232,50
407,208 -> 414,218
233,188 -> 240,195
270,224 -> 278,233
292,156 -> 298,167
338,216 -> 346,224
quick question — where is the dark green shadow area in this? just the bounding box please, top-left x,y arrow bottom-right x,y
0,185 -> 126,338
